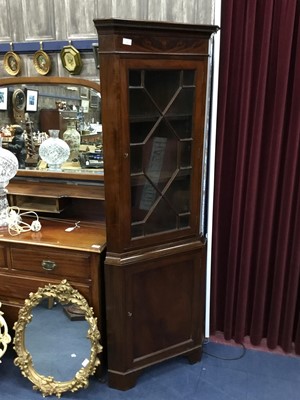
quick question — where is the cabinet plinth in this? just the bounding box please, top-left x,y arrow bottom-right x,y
94,19 -> 218,390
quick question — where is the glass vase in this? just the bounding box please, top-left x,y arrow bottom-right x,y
38,130 -> 70,171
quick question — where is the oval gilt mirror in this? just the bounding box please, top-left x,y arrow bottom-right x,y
13,279 -> 102,398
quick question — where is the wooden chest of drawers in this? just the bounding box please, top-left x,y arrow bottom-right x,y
0,219 -> 106,331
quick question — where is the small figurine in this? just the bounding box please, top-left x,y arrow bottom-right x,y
24,120 -> 39,167
8,125 -> 27,169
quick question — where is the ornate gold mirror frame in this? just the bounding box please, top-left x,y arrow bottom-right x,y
13,280 -> 102,398
0,301 -> 12,361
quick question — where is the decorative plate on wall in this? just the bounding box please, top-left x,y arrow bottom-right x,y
60,45 -> 83,75
33,50 -> 51,75
4,51 -> 21,76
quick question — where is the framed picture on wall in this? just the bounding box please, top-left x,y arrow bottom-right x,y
0,87 -> 8,110
3,51 -> 21,76
26,89 -> 39,112
33,50 -> 51,75
90,91 -> 100,108
81,99 -> 89,113
80,86 -> 89,99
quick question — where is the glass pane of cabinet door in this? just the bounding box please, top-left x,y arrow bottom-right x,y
128,66 -> 203,241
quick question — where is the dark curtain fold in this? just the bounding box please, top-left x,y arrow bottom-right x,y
211,0 -> 300,354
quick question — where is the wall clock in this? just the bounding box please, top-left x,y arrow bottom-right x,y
60,45 -> 83,75
12,89 -> 26,122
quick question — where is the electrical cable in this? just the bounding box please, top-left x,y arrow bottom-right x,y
5,206 -> 100,236
6,206 -> 41,236
38,216 -> 82,231
203,340 -> 247,361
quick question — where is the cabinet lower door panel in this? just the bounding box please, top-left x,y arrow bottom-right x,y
131,256 -> 202,360
105,246 -> 206,388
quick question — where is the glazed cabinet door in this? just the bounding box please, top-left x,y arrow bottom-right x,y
127,61 -> 207,246
103,59 -> 209,252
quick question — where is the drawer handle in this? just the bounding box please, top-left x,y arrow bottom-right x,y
42,260 -> 57,271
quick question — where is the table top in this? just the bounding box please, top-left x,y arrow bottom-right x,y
0,217 -> 106,253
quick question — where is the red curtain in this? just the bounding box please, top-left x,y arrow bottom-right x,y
211,0 -> 300,354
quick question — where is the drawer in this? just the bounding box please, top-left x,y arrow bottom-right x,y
8,194 -> 70,213
10,245 -> 92,280
0,274 -> 91,330
0,274 -> 90,303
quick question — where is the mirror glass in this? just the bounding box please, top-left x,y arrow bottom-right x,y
13,279 -> 102,398
0,77 -> 103,178
25,300 -> 91,382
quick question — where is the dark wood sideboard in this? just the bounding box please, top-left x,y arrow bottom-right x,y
0,173 -> 106,365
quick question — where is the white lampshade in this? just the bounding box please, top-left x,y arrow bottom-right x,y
0,139 -> 19,226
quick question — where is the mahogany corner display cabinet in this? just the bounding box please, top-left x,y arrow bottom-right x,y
94,18 -> 218,390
